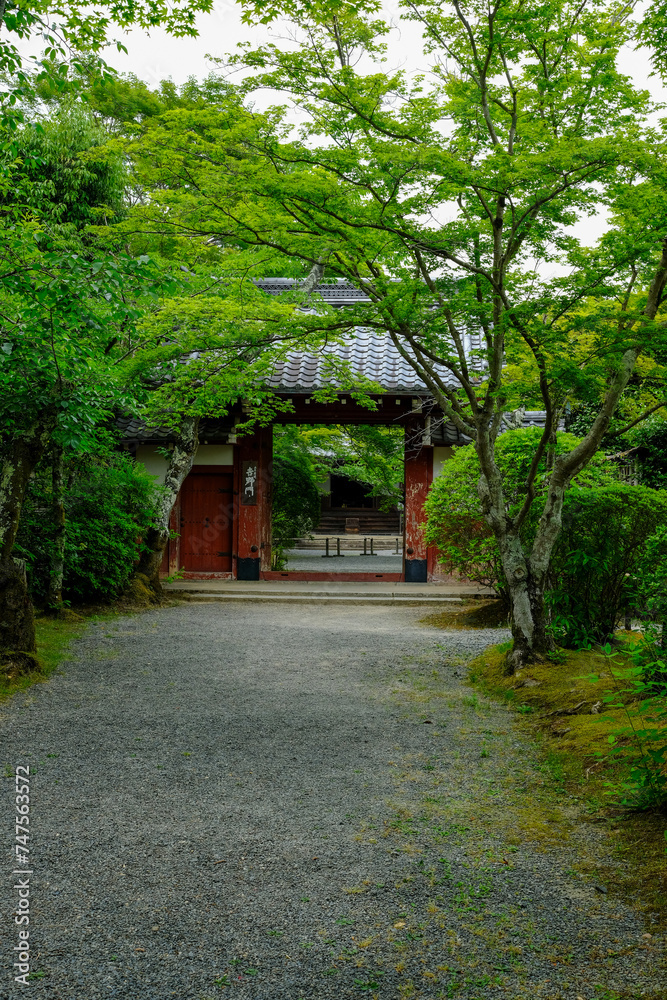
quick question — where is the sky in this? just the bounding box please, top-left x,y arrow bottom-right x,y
103,0 -> 666,257
110,0 -> 666,103
107,1 -> 421,91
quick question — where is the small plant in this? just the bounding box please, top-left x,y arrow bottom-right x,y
354,972 -> 384,990
594,645 -> 667,809
165,564 -> 186,584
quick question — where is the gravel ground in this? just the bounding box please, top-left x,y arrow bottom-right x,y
0,603 -> 663,1000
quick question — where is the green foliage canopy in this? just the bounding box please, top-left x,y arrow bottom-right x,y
1,106 -> 126,226
0,0 -> 214,136
271,431 -> 322,567
424,429 -> 617,597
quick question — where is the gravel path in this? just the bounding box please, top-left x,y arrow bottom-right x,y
1,603 -> 663,1000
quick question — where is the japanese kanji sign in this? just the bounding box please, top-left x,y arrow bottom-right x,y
241,461 -> 258,505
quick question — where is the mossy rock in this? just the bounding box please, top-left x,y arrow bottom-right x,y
0,651 -> 41,683
43,608 -> 85,623
124,574 -> 162,607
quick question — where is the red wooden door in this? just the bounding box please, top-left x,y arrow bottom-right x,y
180,471 -> 234,572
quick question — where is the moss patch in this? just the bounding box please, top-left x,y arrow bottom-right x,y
123,573 -> 162,606
467,639 -> 667,926
420,599 -> 509,630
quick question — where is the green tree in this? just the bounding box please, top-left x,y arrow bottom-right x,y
0,105 -> 126,226
119,0 -> 667,669
0,0 -> 213,136
0,225 -> 178,652
0,0 -> 219,658
277,424 -> 404,510
271,434 -> 321,569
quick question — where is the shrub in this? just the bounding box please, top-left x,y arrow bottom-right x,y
632,527 -> 667,649
16,451 -> 159,603
633,418 -> 667,489
548,485 -> 667,647
423,427 -> 616,598
423,430 -> 667,647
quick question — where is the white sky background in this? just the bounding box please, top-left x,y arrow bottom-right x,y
110,1 -> 667,111
11,0 -> 661,269
108,1 -> 420,92
106,0 -> 667,256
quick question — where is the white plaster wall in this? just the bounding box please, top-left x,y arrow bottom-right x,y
193,445 -> 234,466
432,446 -> 454,481
135,446 -> 169,484
135,444 -> 234,484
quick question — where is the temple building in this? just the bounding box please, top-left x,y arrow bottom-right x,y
122,280 -> 548,584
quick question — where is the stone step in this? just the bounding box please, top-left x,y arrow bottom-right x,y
169,591 -> 465,605
164,581 -> 490,604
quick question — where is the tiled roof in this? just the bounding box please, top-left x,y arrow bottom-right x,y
432,410 -> 554,446
117,416 -> 174,443
255,278 -> 484,393
118,280 -> 548,440
268,328 -> 480,393
254,277 -> 372,305
117,416 -> 234,444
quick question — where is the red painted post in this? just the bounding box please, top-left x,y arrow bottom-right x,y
404,420 -> 433,583
236,426 -> 273,579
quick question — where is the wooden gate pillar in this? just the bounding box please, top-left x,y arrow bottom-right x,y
404,418 -> 433,583
235,426 -> 273,580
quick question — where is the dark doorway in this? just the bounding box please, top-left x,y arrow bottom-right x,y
329,473 -> 376,509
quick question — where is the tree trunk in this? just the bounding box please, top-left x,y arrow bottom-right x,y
47,445 -> 66,614
493,524 -> 555,674
0,418 -> 56,654
503,572 -> 555,673
127,416 -> 200,601
0,558 -> 37,659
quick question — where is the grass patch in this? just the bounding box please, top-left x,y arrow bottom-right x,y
0,588 -> 171,703
468,640 -> 667,925
0,607 -> 122,702
467,640 -> 654,784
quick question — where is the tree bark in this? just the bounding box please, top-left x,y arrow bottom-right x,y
0,418 -> 56,653
47,445 -> 66,614
127,416 -> 200,600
